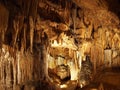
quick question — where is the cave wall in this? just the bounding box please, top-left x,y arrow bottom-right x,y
0,0 -> 120,89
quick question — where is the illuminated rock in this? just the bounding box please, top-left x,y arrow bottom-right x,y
78,56 -> 93,88
68,61 -> 79,80
0,0 -> 120,89
104,49 -> 112,67
56,64 -> 70,80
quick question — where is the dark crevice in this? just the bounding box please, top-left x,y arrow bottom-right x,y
105,0 -> 120,19
38,7 -> 63,23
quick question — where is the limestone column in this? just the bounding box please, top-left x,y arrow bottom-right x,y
104,49 -> 112,67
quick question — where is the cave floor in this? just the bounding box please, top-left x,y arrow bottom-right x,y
0,68 -> 120,90
77,67 -> 120,90
53,68 -> 120,90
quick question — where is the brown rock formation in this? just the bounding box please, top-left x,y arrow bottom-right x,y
0,0 -> 120,89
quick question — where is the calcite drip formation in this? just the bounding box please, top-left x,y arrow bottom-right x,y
0,0 -> 120,89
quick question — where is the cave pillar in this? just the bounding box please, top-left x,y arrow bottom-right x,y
5,60 -> 12,86
69,61 -> 78,80
12,56 -> 17,85
68,51 -> 79,80
91,45 -> 104,74
91,46 -> 97,74
41,45 -> 50,80
46,47 -> 50,80
17,52 -> 21,84
104,49 -> 112,67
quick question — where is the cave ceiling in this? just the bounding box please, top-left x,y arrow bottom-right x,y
0,0 -> 120,55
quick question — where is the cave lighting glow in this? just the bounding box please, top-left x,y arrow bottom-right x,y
51,40 -> 77,50
80,84 -> 83,88
51,34 -> 77,50
60,84 -> 68,88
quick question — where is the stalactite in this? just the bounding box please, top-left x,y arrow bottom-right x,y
1,27 -> 7,45
20,24 -> 27,54
45,0 -> 61,10
0,3 -> 9,47
29,0 -> 38,19
63,0 -> 71,25
0,28 -> 2,47
29,16 -> 34,53
72,5 -> 77,32
23,24 -> 26,51
13,20 -> 19,48
21,0 -> 31,16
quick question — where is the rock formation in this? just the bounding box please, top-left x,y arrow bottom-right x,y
0,0 -> 120,90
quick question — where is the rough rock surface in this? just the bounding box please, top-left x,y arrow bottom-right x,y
0,0 -> 120,89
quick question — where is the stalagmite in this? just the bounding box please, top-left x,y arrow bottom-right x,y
106,31 -> 110,48
104,49 -> 112,67
98,83 -> 104,90
78,53 -> 82,71
68,51 -> 79,80
17,52 -> 21,84
46,47 -> 51,80
29,16 -> 34,53
91,45 -> 97,74
6,59 -> 12,86
69,61 -> 78,80
42,45 -> 49,80
12,55 -> 17,85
